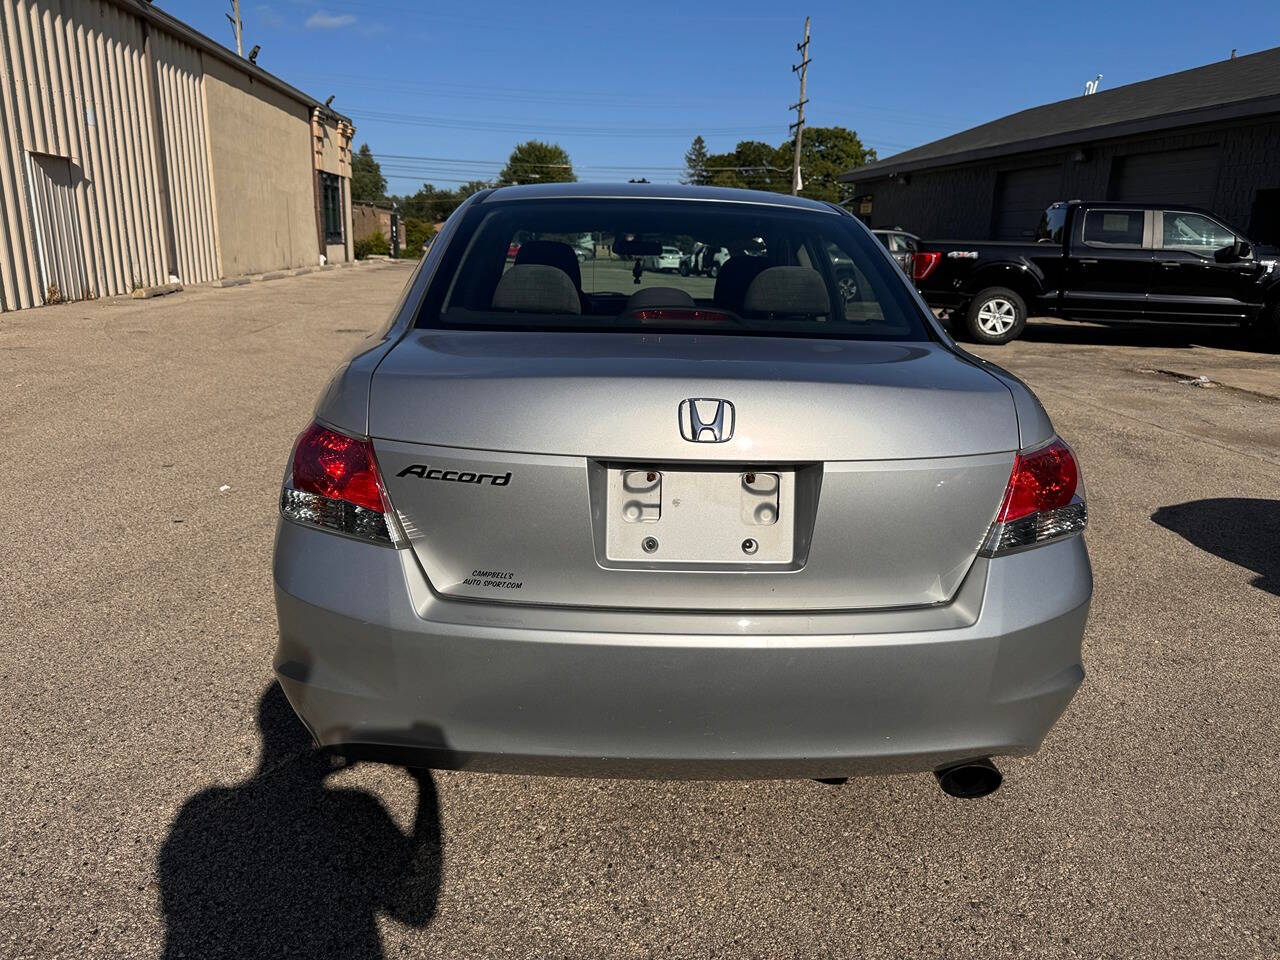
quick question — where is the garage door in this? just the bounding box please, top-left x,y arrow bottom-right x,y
993,166 -> 1064,240
1107,146 -> 1220,208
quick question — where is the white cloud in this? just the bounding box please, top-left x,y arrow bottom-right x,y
305,10 -> 356,29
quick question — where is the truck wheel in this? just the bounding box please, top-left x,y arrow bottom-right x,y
965,287 -> 1027,344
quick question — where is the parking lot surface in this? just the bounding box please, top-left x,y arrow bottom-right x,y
2,263 -> 1278,958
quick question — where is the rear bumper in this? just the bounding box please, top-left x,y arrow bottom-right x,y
273,521 -> 1090,779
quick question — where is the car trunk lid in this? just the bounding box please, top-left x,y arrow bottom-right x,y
369,331 -> 1018,611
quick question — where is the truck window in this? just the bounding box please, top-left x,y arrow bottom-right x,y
1035,206 -> 1067,244
1161,212 -> 1236,253
1082,210 -> 1144,247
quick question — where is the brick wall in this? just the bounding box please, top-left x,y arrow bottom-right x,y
854,116 -> 1280,241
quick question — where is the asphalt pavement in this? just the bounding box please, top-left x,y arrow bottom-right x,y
2,263 -> 1277,958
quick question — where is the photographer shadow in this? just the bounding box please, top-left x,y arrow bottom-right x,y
157,684 -> 443,959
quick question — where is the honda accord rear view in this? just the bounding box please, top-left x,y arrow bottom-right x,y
272,183 -> 1091,797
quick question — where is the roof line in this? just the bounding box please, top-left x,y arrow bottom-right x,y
111,0 -> 352,124
841,92 -> 1280,183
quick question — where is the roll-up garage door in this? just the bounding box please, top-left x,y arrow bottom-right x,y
993,165 -> 1064,240
1107,146 -> 1220,208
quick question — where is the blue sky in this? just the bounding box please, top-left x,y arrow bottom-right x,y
164,0 -> 1280,193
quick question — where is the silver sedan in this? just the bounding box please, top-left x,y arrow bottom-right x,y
273,183 -> 1090,798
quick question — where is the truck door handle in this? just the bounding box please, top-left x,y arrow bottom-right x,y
1077,258 -> 1098,265
1159,261 -> 1180,268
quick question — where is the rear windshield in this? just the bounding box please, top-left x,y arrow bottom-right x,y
415,198 -> 933,342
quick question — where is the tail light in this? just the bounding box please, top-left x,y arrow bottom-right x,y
911,251 -> 941,282
980,438 -> 1087,556
280,422 -> 403,545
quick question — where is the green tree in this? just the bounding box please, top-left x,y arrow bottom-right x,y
400,218 -> 438,258
683,136 -> 709,185
351,143 -> 386,203
497,141 -> 575,185
793,126 -> 877,203
685,127 -> 876,203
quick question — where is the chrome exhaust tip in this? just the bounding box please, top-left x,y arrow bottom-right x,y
934,758 -> 1002,798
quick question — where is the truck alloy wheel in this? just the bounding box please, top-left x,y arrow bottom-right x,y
966,287 -> 1027,344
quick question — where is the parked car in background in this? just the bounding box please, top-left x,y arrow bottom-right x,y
872,228 -> 920,273
680,244 -> 730,278
643,245 -> 684,272
273,183 -> 1091,798
912,200 -> 1280,345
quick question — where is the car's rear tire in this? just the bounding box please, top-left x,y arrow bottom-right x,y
965,287 -> 1027,345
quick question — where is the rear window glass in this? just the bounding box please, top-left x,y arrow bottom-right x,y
416,198 -> 932,342
1082,209 -> 1144,246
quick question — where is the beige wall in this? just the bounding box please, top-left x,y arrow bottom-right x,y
0,0 -> 219,310
201,54 -> 317,277
0,0 -> 352,310
352,202 -> 393,244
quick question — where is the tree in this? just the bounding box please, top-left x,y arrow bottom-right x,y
682,127 -> 876,203
793,126 -> 877,203
497,141 -> 575,185
683,136 -> 709,185
350,144 -> 386,203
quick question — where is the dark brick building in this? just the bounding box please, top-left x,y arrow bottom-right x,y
840,46 -> 1280,245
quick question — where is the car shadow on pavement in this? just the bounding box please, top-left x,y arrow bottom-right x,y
156,683 -> 443,959
1152,498 -> 1280,596
1020,320 -> 1249,350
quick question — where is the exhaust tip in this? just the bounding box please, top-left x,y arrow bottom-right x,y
935,758 -> 1002,799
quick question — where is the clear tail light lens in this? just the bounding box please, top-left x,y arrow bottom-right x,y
280,422 -> 403,545
911,251 -> 941,282
981,438 -> 1087,556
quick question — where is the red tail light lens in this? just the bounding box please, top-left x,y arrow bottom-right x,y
996,440 -> 1079,523
292,423 -> 385,513
280,422 -> 400,544
911,251 -> 941,282
982,438 -> 1086,556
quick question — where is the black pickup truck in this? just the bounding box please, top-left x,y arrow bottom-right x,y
913,200 -> 1280,346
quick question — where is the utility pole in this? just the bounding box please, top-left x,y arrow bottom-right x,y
789,16 -> 810,196
226,0 -> 243,57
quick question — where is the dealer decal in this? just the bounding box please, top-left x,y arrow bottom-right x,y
396,464 -> 511,486
463,569 -> 523,590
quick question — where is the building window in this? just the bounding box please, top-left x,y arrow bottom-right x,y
322,173 -> 343,244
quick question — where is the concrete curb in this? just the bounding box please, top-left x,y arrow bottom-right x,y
202,258 -> 406,292
130,281 -> 184,300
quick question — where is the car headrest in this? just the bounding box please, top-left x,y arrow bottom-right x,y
743,267 -> 831,317
515,240 -> 581,290
713,256 -> 768,312
624,286 -> 696,312
491,264 -> 581,315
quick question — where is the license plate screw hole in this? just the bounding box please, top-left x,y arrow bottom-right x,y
646,471 -> 657,482
741,538 -> 758,555
642,537 -> 659,554
744,472 -> 756,484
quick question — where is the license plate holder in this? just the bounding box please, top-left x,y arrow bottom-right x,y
604,467 -> 795,564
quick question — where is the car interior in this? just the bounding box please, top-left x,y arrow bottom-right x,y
432,202 -> 923,339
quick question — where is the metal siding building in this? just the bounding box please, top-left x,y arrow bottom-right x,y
0,0 -> 353,312
840,47 -> 1280,246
